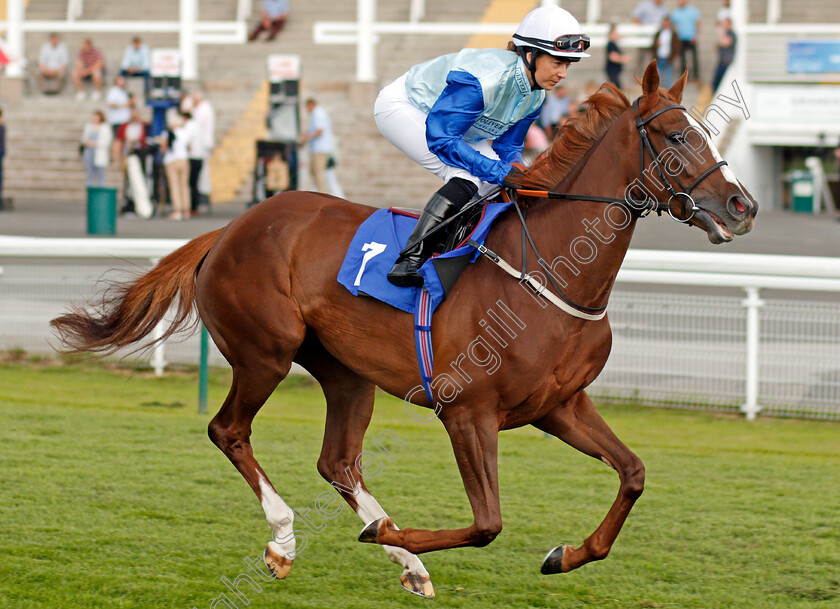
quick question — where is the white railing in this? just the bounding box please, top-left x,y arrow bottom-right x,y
1,237 -> 839,420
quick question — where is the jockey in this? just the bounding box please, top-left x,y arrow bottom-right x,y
376,5 -> 590,287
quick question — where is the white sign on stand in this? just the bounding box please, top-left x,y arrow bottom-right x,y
151,49 -> 181,77
267,54 -> 301,83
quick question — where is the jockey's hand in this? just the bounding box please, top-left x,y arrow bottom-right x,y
502,166 -> 525,190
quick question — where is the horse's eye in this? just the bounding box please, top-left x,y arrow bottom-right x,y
668,133 -> 684,144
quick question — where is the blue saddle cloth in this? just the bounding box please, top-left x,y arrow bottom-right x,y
337,201 -> 513,314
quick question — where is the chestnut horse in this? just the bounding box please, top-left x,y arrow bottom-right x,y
51,64 -> 757,598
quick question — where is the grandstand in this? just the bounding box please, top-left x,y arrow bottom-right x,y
0,0 -> 837,210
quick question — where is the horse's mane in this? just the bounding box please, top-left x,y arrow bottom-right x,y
521,83 -> 632,190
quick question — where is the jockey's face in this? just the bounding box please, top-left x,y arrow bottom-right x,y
531,54 -> 571,90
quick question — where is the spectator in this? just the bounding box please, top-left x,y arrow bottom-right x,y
120,36 -> 151,95
539,84 -> 570,139
523,122 -> 549,166
712,17 -> 736,91
188,90 -> 215,215
37,33 -> 69,95
631,0 -> 670,72
671,0 -> 702,83
0,108 -> 5,203
161,112 -> 194,221
717,0 -> 732,26
577,81 -> 599,109
72,38 -> 105,101
300,98 -> 340,196
632,0 -> 670,25
117,108 -> 149,215
80,110 -> 112,187
653,16 -> 676,88
605,24 -> 631,89
106,76 -> 132,136
248,0 -> 289,42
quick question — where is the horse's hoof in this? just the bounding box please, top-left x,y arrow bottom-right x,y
358,517 -> 394,544
400,571 -> 435,598
540,545 -> 566,575
264,545 -> 293,579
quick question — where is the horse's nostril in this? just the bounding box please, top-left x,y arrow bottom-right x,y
727,196 -> 748,216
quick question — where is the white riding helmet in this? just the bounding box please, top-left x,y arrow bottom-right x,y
512,6 -> 591,62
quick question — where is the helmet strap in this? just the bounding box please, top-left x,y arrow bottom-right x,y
518,47 -> 542,91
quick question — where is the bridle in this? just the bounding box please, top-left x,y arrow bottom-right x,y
631,99 -> 728,223
514,98 -> 729,223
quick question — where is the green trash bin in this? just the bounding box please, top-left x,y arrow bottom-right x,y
86,186 -> 117,235
790,170 -> 815,213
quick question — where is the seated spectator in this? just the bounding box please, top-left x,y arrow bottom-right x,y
37,33 -> 69,95
120,36 -> 151,95
249,0 -> 290,42
72,38 -> 105,101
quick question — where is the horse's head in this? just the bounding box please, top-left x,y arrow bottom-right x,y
631,61 -> 757,243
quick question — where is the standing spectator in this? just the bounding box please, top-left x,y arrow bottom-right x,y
653,16 -> 676,88
605,24 -> 631,89
116,108 -> 148,215
72,38 -> 105,101
37,33 -> 69,95
671,0 -> 702,83
539,84 -> 570,139
80,110 -> 112,187
161,112 -> 194,220
120,36 -> 151,95
717,0 -> 732,26
300,98 -> 340,195
248,0 -> 290,42
188,90 -> 215,215
712,18 -> 736,91
0,108 -> 5,203
631,0 -> 670,72
106,76 -> 132,136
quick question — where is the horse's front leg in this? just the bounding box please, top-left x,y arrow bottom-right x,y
533,389 -> 645,574
360,413 -> 502,554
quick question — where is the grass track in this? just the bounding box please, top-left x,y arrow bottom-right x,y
1,361 -> 839,608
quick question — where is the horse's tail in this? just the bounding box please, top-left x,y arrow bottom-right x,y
51,228 -> 224,355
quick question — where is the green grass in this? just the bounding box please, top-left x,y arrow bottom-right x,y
1,360 -> 839,609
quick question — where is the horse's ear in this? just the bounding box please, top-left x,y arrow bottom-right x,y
669,70 -> 688,103
642,60 -> 660,97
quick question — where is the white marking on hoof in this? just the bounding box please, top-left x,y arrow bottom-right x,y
400,570 -> 435,598
258,474 -> 296,558
352,484 -> 431,582
264,545 -> 293,579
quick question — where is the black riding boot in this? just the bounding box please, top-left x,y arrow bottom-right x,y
387,192 -> 459,287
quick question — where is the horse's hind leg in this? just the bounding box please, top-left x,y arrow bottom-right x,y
533,389 -> 645,574
207,360 -> 301,579
295,339 -> 435,598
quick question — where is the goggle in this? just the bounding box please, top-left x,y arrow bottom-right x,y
554,34 -> 591,53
